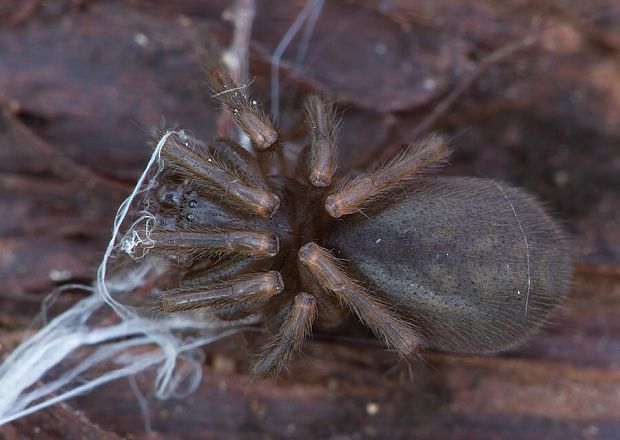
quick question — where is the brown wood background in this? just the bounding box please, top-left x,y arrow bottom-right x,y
0,0 -> 619,438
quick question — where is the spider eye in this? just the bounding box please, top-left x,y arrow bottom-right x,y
185,213 -> 195,222
188,200 -> 198,208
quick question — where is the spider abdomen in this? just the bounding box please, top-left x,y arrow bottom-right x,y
324,177 -> 572,353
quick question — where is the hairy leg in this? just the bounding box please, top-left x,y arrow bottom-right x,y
205,56 -> 278,151
298,259 -> 345,329
298,242 -> 423,357
208,139 -> 275,193
304,94 -> 339,187
180,257 -> 259,287
251,292 -> 317,378
148,227 -> 279,261
159,271 -> 283,313
324,135 -> 449,218
161,133 -> 280,217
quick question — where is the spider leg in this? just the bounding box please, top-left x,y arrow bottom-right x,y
298,258 -> 345,329
303,95 -> 339,188
208,139 -> 274,192
161,134 -> 280,217
181,257 -> 259,287
148,227 -> 279,261
214,299 -> 267,321
251,292 -> 317,378
298,242 -> 423,357
159,271 -> 283,313
324,135 -> 449,218
180,257 -> 269,320
205,57 -> 277,151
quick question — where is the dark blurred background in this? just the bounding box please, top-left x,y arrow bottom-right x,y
0,1 -> 619,438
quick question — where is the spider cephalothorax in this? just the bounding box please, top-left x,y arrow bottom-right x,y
143,60 -> 571,378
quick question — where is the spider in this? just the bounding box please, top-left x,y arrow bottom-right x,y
141,58 -> 572,378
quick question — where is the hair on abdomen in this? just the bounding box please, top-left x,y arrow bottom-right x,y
325,176 -> 572,354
